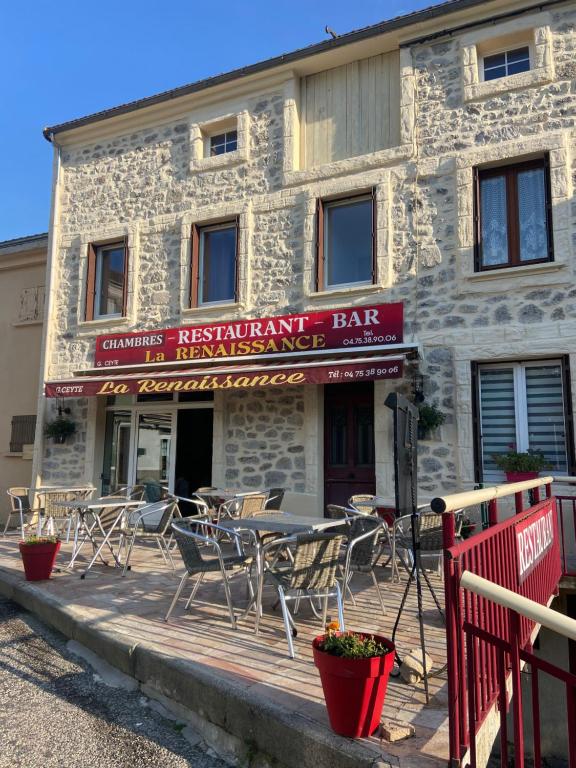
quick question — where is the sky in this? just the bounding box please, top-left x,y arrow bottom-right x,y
0,0 -> 440,242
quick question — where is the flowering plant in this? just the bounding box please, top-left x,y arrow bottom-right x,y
20,536 -> 60,546
317,622 -> 392,659
492,446 -> 551,473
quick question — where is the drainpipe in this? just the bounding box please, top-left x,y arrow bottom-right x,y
31,135 -> 62,495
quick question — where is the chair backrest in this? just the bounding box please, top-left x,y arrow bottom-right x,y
418,513 -> 444,552
140,500 -> 181,534
348,494 -> 377,515
171,519 -> 213,574
194,487 -> 219,511
43,488 -> 93,517
265,488 -> 285,510
7,487 -> 31,514
289,533 -> 343,591
347,515 -> 385,568
238,493 -> 267,518
324,505 -> 354,535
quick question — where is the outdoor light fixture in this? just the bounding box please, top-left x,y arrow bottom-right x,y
412,372 -> 425,404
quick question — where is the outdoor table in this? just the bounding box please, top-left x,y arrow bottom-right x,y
59,498 -> 144,578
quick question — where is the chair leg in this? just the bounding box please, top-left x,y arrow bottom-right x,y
155,537 -> 168,565
161,537 -> 176,570
185,571 -> 205,608
370,569 -> 387,616
221,570 -> 237,630
122,536 -> 136,577
335,582 -> 345,632
2,513 -> 13,537
278,587 -> 296,658
321,594 -> 329,627
165,573 -> 191,621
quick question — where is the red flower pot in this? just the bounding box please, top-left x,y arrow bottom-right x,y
312,633 -> 395,738
505,471 -> 539,483
19,541 -> 61,581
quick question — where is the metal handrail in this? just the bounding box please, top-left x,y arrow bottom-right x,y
461,571 -> 576,642
431,475 -> 554,513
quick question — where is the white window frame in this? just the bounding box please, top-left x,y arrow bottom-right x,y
94,243 -> 125,320
481,43 -> 532,83
198,221 -> 237,307
478,359 -> 569,479
208,129 -> 238,158
323,195 -> 374,291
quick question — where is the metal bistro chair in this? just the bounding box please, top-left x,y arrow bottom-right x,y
165,519 -> 256,629
393,511 -> 462,578
119,499 -> 182,576
325,504 -> 358,535
42,487 -> 94,540
348,494 -> 378,516
255,532 -> 345,658
217,492 -> 267,523
340,516 -> 389,616
4,488 -> 34,538
265,488 -> 285,510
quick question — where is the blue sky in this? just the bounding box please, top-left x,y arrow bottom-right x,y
0,0 -> 439,241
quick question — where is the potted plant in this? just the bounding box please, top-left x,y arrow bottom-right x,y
492,446 -> 552,483
19,536 -> 61,581
312,622 -> 395,738
44,417 -> 76,444
417,402 -> 445,440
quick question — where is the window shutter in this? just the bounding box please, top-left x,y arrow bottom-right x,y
315,198 -> 324,292
122,236 -> 129,317
85,243 -> 97,320
190,225 -> 200,307
371,186 -> 377,284
234,215 -> 240,302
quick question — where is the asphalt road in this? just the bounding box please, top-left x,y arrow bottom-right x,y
0,597 -> 229,768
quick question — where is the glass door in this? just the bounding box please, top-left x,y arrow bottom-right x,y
102,411 -> 132,495
134,412 -> 174,501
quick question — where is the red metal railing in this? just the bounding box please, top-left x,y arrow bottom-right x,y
557,495 -> 576,577
436,479 -> 563,766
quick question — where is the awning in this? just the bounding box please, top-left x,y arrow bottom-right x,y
45,354 -> 407,398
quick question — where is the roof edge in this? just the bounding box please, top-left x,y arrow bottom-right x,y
43,0 -> 496,142
0,232 -> 49,250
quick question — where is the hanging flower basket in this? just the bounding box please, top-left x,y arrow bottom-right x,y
312,629 -> 395,738
19,536 -> 61,581
44,417 -> 76,444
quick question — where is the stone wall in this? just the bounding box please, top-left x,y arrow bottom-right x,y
39,4 -> 576,496
41,398 -> 88,484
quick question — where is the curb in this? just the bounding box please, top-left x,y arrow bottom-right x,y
0,566 -> 396,768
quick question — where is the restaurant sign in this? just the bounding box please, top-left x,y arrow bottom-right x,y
45,359 -> 404,398
515,499 -> 556,584
94,302 -> 403,368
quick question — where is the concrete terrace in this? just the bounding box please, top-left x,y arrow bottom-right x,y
0,537 -> 450,768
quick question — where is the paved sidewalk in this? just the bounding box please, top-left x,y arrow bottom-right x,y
0,596 -> 228,768
0,536 -> 450,768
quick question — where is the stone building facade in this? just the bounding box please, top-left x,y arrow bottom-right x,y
34,0 -> 576,512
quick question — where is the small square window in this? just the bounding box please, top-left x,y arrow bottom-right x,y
85,241 -> 128,320
190,221 -> 238,306
483,46 -> 530,81
209,130 -> 238,157
316,194 -> 375,290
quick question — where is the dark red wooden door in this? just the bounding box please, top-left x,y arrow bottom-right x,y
324,382 -> 376,508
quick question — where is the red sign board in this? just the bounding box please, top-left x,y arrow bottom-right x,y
94,302 -> 403,368
45,359 -> 403,398
515,499 -> 556,583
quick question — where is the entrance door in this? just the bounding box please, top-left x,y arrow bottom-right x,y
175,409 -> 214,500
134,412 -> 174,501
324,382 -> 376,508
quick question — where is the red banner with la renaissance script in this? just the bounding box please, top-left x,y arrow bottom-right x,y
94,302 -> 403,368
45,359 -> 403,398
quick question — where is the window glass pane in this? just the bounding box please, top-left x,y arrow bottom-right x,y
329,408 -> 347,466
97,246 -> 125,316
355,405 -> 375,466
325,197 -> 372,287
210,130 -> 237,156
200,225 -> 236,303
508,59 -> 530,76
479,368 -> 516,478
480,175 -> 509,267
526,365 -> 568,473
507,46 -> 530,64
484,52 -> 506,69
484,65 -> 506,81
518,167 -> 548,262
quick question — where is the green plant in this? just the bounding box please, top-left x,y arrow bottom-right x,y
44,417 -> 76,442
418,402 -> 445,433
20,535 -> 59,545
492,448 -> 552,473
318,623 -> 392,660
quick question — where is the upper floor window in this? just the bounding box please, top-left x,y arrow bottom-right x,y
483,46 -> 530,81
190,220 -> 238,306
474,158 -> 552,271
85,240 -> 127,320
316,192 -> 375,291
209,130 -> 237,157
